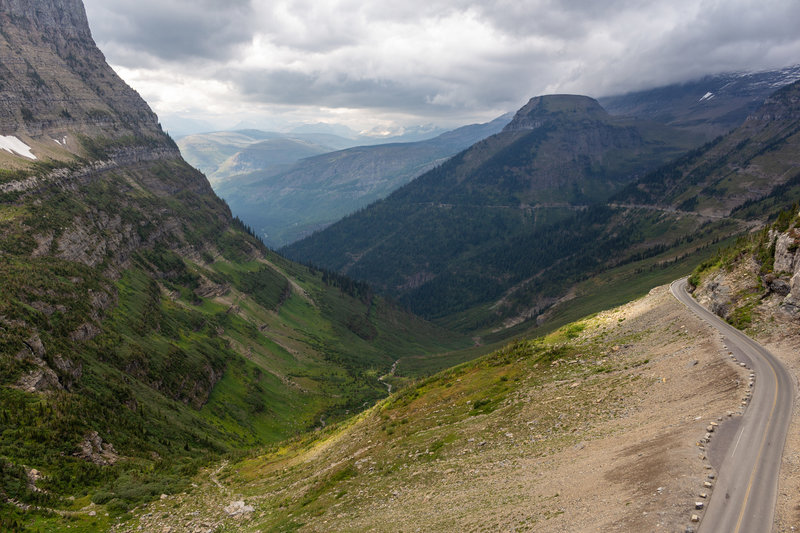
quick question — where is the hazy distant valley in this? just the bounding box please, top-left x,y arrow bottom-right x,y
178,116 -> 512,247
3,1 -> 800,532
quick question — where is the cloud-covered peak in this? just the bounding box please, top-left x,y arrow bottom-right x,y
83,0 -> 800,134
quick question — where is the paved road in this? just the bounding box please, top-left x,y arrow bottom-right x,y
670,278 -> 795,533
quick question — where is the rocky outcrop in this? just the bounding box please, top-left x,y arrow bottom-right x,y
15,367 -> 62,393
773,229 -> 800,274
772,227 -> 800,313
694,221 -> 800,320
223,500 -> 255,517
503,95 -> 609,132
13,333 -> 82,392
75,431 -> 119,466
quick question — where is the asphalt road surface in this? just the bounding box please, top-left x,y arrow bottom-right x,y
671,278 -> 795,533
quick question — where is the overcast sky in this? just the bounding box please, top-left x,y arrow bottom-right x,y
82,0 -> 800,136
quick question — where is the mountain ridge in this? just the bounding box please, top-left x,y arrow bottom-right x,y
503,94 -> 608,132
599,65 -> 800,138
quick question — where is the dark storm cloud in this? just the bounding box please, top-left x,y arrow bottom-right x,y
81,0 -> 800,131
84,0 -> 254,65
232,70 -> 420,108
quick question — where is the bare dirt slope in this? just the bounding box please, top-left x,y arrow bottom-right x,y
117,285 -> 751,533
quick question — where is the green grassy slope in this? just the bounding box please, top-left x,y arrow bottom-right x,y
0,154 -> 469,530
116,282 -> 737,533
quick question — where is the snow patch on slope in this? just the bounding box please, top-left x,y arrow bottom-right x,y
0,136 -> 37,159
699,92 -> 715,102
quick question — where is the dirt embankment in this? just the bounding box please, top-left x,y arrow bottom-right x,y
118,285 -> 750,533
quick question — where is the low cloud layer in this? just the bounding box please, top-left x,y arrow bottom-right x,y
83,0 -> 800,134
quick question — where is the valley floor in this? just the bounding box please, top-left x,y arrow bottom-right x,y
114,285 -> 756,532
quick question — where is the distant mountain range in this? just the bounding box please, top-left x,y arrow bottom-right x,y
178,124 -> 457,184
599,65 -> 800,137
178,66 -> 800,249
285,79 -> 800,335
217,115 -> 512,246
177,129 -> 360,181
179,115 -> 512,247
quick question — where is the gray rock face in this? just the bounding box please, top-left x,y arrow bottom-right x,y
503,95 -> 609,132
703,277 -> 732,319
773,231 -> 799,273
771,226 -> 800,314
0,0 -> 91,37
0,0 -> 165,140
784,270 -> 800,313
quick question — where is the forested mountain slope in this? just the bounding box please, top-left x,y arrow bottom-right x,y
614,80 -> 800,218
283,95 -> 706,328
286,83 -> 800,335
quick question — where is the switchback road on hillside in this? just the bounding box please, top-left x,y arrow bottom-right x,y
670,278 -> 795,533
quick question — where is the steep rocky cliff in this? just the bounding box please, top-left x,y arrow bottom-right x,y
0,0 -> 218,274
692,210 -> 800,326
0,0 -> 164,148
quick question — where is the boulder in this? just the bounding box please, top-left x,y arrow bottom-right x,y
223,500 -> 254,517
15,367 -> 62,393
75,431 -> 119,466
764,274 -> 791,296
773,232 -> 798,273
